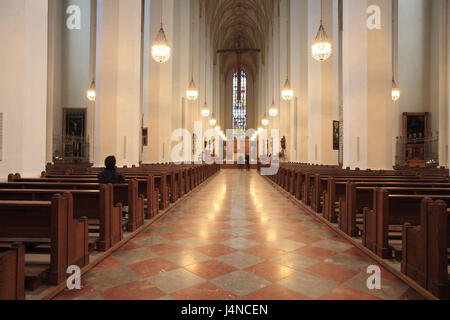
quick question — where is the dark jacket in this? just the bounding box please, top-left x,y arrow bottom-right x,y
98,169 -> 126,184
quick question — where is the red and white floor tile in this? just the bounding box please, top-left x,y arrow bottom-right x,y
55,170 -> 424,301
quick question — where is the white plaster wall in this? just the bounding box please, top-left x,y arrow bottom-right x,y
398,0 -> 431,117
398,0 -> 447,165
0,0 -> 48,179
50,0 -> 92,151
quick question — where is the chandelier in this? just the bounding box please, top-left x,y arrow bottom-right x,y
281,78 -> 294,101
391,33 -> 400,102
261,113 -> 269,127
186,21 -> 198,101
269,101 -> 278,117
152,23 -> 171,63
209,114 -> 217,127
201,102 -> 210,117
392,79 -> 400,102
201,28 -> 210,118
86,81 -> 96,101
186,78 -> 198,101
312,0 -> 332,62
282,17 -> 294,101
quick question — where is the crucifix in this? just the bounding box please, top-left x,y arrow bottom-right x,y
217,34 -> 260,101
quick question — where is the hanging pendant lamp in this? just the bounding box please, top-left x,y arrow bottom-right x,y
201,28 -> 210,118
269,100 -> 278,117
392,79 -> 401,102
187,78 -> 199,101
186,22 -> 198,101
281,78 -> 294,101
86,80 -> 96,101
391,26 -> 400,102
261,113 -> 269,127
201,102 -> 210,118
209,113 -> 217,127
282,16 -> 294,101
152,5 -> 171,63
312,0 -> 332,62
269,23 -> 278,118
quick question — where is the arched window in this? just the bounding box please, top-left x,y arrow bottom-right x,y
232,70 -> 247,138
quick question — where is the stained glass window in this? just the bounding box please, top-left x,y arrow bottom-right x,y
232,70 -> 247,138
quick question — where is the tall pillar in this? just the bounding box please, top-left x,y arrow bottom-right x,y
279,0 -> 290,160
0,0 -> 48,179
307,0 -> 339,165
435,0 -> 449,168
290,0 -> 309,163
94,0 -> 142,167
343,0 -> 393,170
448,1 -> 450,168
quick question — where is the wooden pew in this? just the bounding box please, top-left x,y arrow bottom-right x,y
319,176 -> 449,216
340,184 -> 450,237
270,163 -> 448,214
0,193 -> 89,286
41,163 -> 219,212
0,185 -> 122,251
362,190 -> 450,259
402,199 -> 449,300
38,173 -> 161,218
322,179 -> 450,230
0,180 -> 144,233
113,180 -> 144,232
0,243 -> 25,300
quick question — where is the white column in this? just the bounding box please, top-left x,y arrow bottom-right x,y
0,0 -> 48,179
343,0 -> 393,170
307,0 -> 339,165
145,0 -> 172,163
436,0 -> 449,167
279,0 -> 290,159
447,0 -> 450,168
94,0 -> 142,167
291,0 -> 309,163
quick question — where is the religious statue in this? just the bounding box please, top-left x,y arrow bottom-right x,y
281,136 -> 286,151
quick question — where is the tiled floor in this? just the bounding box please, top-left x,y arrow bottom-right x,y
55,170 -> 424,300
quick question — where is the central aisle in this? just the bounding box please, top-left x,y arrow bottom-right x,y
56,170 -> 421,300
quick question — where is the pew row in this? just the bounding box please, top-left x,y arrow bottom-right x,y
0,180 -> 144,233
0,185 -> 122,251
0,193 -> 89,287
0,243 -> 25,300
401,199 -> 449,300
363,190 -> 450,260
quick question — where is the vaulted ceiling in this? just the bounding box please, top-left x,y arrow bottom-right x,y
201,0 -> 278,77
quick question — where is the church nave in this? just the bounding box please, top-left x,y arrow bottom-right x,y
55,170 -> 421,301
1,0 -> 450,306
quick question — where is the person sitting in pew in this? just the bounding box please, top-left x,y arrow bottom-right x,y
98,156 -> 126,184
98,156 -> 129,220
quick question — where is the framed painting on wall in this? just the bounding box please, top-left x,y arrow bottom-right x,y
333,120 -> 340,151
142,128 -> 148,147
63,109 -> 86,138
